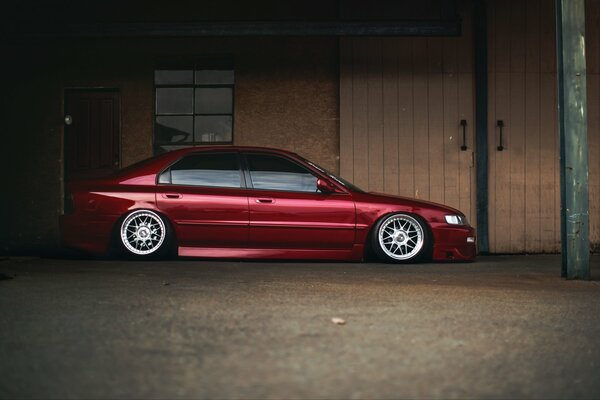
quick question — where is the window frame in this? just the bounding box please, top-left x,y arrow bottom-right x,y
156,151 -> 246,190
153,56 -> 235,153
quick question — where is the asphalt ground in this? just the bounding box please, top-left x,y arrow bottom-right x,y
1,255 -> 600,399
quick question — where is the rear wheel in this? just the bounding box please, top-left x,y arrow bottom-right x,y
371,213 -> 428,263
119,210 -> 171,258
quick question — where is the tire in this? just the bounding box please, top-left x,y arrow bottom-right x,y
371,213 -> 429,263
119,209 -> 172,259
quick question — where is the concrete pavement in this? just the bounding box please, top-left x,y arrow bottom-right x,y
1,255 -> 600,399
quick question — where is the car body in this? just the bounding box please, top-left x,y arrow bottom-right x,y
60,146 -> 476,262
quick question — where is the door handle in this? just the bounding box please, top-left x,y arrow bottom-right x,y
497,120 -> 505,151
162,193 -> 182,199
255,198 -> 274,204
460,119 -> 468,151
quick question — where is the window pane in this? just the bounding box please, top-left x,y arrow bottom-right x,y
155,116 -> 193,144
246,154 -> 317,192
155,70 -> 193,85
195,70 -> 234,85
156,88 -> 193,114
169,153 -> 240,188
194,116 -> 232,143
195,88 -> 232,114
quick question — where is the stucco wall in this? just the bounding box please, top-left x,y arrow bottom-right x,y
0,37 -> 339,254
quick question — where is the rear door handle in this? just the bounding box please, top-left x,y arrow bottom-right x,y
255,198 -> 274,204
162,193 -> 182,199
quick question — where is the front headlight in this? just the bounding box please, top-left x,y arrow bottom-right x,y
445,215 -> 467,225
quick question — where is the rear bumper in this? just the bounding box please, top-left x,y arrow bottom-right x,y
59,213 -> 119,255
431,224 -> 476,261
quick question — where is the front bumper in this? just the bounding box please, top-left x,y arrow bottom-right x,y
431,224 -> 476,261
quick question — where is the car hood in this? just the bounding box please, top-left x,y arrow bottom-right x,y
356,191 -> 466,215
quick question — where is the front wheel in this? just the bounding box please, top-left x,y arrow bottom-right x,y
119,210 -> 171,258
371,213 -> 428,263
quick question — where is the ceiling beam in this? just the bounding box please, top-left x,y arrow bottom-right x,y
4,20 -> 461,38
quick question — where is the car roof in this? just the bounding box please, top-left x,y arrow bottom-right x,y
75,146 -> 312,186
163,145 -> 302,159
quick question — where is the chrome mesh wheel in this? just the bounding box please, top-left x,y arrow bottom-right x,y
120,210 -> 166,256
377,214 -> 424,261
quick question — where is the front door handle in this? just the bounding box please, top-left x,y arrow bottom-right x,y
255,198 -> 274,204
162,193 -> 182,199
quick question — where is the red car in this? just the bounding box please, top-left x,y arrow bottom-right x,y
60,146 -> 476,262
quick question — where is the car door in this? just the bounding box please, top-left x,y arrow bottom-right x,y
244,152 -> 356,249
156,151 -> 248,248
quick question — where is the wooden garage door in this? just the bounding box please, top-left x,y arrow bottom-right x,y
339,7 -> 476,225
487,0 -> 560,253
488,0 -> 560,253
488,0 -> 600,253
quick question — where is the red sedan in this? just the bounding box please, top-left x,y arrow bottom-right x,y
60,146 -> 476,262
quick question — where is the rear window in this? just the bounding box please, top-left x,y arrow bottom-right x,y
158,153 -> 241,188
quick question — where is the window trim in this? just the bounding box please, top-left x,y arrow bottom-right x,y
156,151 -> 246,190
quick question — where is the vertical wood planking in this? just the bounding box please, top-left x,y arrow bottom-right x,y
339,38 -> 354,182
458,73 -> 475,224
443,36 -> 460,211
487,0 -> 563,253
539,0 -> 558,251
428,38 -> 445,203
508,0 -> 527,252
458,0 -> 474,74
494,70 -> 512,253
487,0 -> 498,251
352,38 -> 370,190
587,0 -> 600,251
588,73 -> 599,250
525,0 -> 542,252
492,0 -> 513,252
549,0 -> 560,251
586,0 -> 599,75
413,38 -> 430,200
367,38 -> 384,192
382,38 -> 399,194
540,73 -> 558,251
457,0 -> 475,225
397,38 -> 415,197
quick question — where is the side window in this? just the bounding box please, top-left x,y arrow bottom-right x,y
246,154 -> 318,192
159,153 -> 241,188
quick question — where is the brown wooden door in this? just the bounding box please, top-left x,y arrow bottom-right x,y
487,0 -> 560,253
64,89 -> 120,181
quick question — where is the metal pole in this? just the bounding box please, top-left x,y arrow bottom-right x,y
555,0 -> 590,280
474,0 -> 489,254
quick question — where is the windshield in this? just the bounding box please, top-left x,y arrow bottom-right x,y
303,158 -> 364,193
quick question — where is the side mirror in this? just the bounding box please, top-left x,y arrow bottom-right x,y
317,178 -> 337,193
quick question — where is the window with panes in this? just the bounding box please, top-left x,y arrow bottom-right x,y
154,57 -> 234,154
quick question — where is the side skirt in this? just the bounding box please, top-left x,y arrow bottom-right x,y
178,244 -> 364,261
